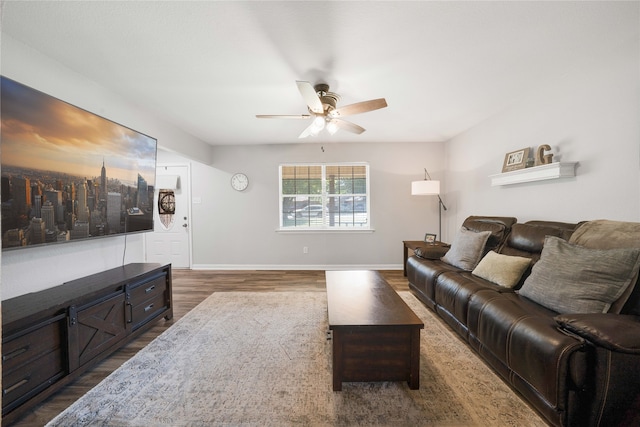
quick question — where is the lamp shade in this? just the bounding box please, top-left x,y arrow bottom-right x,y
411,180 -> 440,195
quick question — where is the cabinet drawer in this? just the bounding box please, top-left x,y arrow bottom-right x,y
1,263 -> 172,423
2,320 -> 65,410
2,318 -> 64,373
131,292 -> 167,330
129,275 -> 167,306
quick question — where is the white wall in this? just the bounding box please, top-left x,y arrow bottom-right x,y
160,141 -> 445,270
1,36 -> 213,300
0,34 -> 445,298
4,12 -> 639,297
443,36 -> 640,238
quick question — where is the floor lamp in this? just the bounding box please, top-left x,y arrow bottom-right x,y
411,168 -> 448,241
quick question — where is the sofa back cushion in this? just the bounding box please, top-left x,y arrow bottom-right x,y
569,220 -> 640,314
461,216 -> 517,254
499,221 -> 579,263
498,221 -> 579,289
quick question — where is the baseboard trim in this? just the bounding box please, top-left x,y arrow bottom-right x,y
191,264 -> 403,271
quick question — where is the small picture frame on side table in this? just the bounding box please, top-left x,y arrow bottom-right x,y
502,147 -> 530,172
424,233 -> 437,244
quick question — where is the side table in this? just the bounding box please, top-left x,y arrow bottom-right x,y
402,240 -> 450,276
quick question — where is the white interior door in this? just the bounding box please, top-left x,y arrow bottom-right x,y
145,164 -> 191,268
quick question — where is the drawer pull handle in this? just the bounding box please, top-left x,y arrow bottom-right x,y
145,285 -> 156,294
127,302 -> 133,324
3,377 -> 29,395
144,303 -> 154,312
3,346 -> 29,362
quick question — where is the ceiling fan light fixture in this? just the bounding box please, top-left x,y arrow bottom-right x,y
326,120 -> 339,135
313,116 -> 325,130
309,115 -> 325,136
257,81 -> 388,138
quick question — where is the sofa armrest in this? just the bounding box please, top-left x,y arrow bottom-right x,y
555,314 -> 640,354
557,314 -> 640,426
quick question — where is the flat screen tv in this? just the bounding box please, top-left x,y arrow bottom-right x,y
1,76 -> 157,250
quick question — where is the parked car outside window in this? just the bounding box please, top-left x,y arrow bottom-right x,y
291,204 -> 324,218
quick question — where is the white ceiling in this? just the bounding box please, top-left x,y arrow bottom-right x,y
1,1 -> 636,146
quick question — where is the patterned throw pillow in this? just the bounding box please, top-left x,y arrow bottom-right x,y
472,251 -> 531,288
440,227 -> 492,271
518,236 -> 640,314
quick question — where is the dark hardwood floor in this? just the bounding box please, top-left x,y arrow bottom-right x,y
7,269 -> 409,427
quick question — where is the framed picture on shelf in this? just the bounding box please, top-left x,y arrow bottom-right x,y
502,147 -> 530,172
424,233 -> 437,244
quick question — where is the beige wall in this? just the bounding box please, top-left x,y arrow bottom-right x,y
442,35 -> 640,239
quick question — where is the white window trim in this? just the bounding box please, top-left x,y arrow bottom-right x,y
278,162 -> 372,232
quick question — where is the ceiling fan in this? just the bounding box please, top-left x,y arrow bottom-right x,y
256,81 -> 388,138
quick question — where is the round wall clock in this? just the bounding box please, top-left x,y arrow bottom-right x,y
230,172 -> 249,191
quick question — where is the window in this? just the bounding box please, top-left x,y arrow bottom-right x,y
279,163 -> 370,230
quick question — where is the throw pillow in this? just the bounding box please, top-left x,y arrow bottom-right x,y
472,251 -> 531,288
414,245 -> 450,260
518,236 -> 640,314
440,227 -> 492,271
569,219 -> 640,314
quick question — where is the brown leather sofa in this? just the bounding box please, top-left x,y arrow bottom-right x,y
406,216 -> 640,427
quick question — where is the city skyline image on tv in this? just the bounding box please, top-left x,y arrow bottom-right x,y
1,76 -> 157,250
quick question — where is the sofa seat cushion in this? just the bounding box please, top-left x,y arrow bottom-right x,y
406,256 -> 462,308
441,227 -> 492,270
467,290 -> 587,409
519,236 -> 640,314
434,271 -> 503,335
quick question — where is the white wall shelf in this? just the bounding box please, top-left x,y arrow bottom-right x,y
489,162 -> 577,186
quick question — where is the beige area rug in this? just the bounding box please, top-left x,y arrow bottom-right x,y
47,291 -> 547,426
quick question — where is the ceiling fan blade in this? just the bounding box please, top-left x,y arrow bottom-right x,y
298,122 -> 316,138
256,114 -> 311,119
331,98 -> 387,117
333,119 -> 365,134
296,81 -> 324,114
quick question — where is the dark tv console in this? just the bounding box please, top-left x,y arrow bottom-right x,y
1,263 -> 173,424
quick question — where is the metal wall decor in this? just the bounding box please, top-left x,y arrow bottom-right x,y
158,190 -> 176,229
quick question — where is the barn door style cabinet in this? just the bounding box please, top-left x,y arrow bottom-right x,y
2,263 -> 173,424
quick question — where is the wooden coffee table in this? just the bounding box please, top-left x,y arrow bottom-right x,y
326,270 -> 424,391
